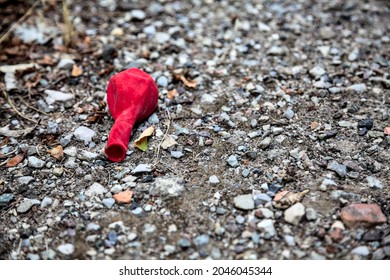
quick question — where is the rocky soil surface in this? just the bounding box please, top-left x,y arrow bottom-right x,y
0,0 -> 389,260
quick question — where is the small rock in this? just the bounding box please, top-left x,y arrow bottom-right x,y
47,121 -> 59,134
253,193 -> 272,205
40,197 -> 52,208
327,160 -> 347,178
64,157 -> 78,169
341,203 -> 387,228
358,118 -> 374,130
0,193 -> 14,207
372,248 -> 385,260
155,32 -> 170,44
73,126 -> 96,145
85,182 -> 107,197
131,164 -> 151,174
102,198 -> 115,209
351,246 -> 370,257
110,27 -> 124,36
59,134 -> 72,147
226,155 -> 239,167
209,175 -> 220,184
178,238 -> 191,248
347,84 -> 367,93
131,9 -> 146,20
366,176 -> 383,189
102,44 -> 117,62
143,223 -> 156,234
284,235 -> 296,246
171,151 -> 184,159
57,58 -> 75,69
305,207 -> 318,221
77,150 -> 98,161
17,176 -> 34,185
284,107 -> 294,120
309,66 -> 326,77
319,26 -> 336,39
156,75 -> 168,87
234,194 -> 255,210
284,203 -> 305,225
113,190 -> 133,204
57,244 -> 74,255
193,234 -> 209,247
53,167 -> 63,177
44,90 -> 74,105
257,219 -> 276,239
259,137 -> 271,149
152,177 -> 184,198
28,156 -> 45,168
17,198 -> 40,213
319,178 -> 337,191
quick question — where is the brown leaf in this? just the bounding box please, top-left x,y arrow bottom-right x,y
37,55 -> 55,66
273,190 -> 310,209
49,145 -> 64,160
6,153 -> 25,167
134,126 -> 155,151
167,88 -> 178,99
178,75 -> 197,88
71,64 -> 83,77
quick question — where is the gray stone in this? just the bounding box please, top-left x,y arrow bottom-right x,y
44,90 -> 74,105
193,234 -> 209,247
284,203 -> 305,225
57,243 -> 74,255
155,32 -> 170,44
284,107 -> 294,120
40,197 -> 52,208
305,207 -> 318,221
234,194 -> 255,210
257,219 -> 276,239
73,126 -> 96,145
330,190 -> 361,201
59,134 -> 73,147
241,169 -> 250,177
152,177 -> 184,198
148,113 -> 159,124
102,198 -> 115,209
17,176 -> 35,185
259,137 -> 272,149
64,157 -> 78,169
28,156 -> 45,168
0,193 -> 14,207
366,176 -> 384,189
156,75 -> 168,87
351,246 -> 370,257
53,167 -> 63,177
327,160 -> 347,178
143,223 -> 157,234
284,235 -> 296,246
64,146 -> 77,157
131,9 -> 146,20
372,248 -> 385,260
226,155 -> 239,167
85,182 -> 107,197
309,66 -> 326,77
47,121 -> 59,134
319,26 -> 336,39
171,151 -> 184,158
347,84 -> 367,93
319,178 -> 337,191
209,175 -> 220,184
17,198 -> 40,213
131,164 -> 152,174
77,150 -> 98,161
253,193 -> 272,205
57,58 -> 75,69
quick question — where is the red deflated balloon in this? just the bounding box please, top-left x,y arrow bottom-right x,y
105,68 -> 158,162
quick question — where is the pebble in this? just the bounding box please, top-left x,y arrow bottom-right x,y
148,113 -> 159,124
193,234 -> 209,247
234,194 -> 255,210
17,176 -> 34,185
155,32 -> 170,44
152,177 -> 184,198
351,246 -> 370,257
113,190 -> 133,204
0,193 -> 14,207
143,223 -> 156,234
309,66 -> 326,77
73,126 -> 96,145
319,26 -> 336,39
347,84 -> 367,93
131,164 -> 151,174
47,121 -> 59,134
131,9 -> 146,20
53,167 -> 63,177
127,232 -> 137,241
156,76 -> 168,87
87,223 -> 100,231
57,243 -> 74,255
85,182 -> 107,197
178,238 -> 191,248
226,155 -> 239,167
319,178 -> 337,191
259,208 -> 274,219
259,137 -> 271,149
372,248 -> 385,260
28,156 -> 45,168
102,198 -> 115,209
57,57 -> 74,69
257,219 -> 276,239
209,175 -> 220,184
241,169 -> 250,177
340,203 -> 387,228
171,151 -> 184,159
327,160 -> 347,178
284,235 -> 296,246
216,207 -> 227,215
40,197 -> 52,208
358,118 -> 374,130
305,208 -> 318,221
284,203 -> 305,225
253,193 -> 272,205
64,157 -> 78,169
78,150 -> 98,161
102,44 -> 117,62
44,90 -> 74,105
366,176 -> 383,189
284,107 -> 294,120
17,198 -> 40,213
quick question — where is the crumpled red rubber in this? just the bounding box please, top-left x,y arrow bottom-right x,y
105,68 -> 158,162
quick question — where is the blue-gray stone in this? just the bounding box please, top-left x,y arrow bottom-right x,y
0,193 -> 14,207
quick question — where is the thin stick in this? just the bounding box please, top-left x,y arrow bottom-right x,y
0,0 -> 41,45
16,94 -> 49,116
152,109 -> 171,167
1,90 -> 38,123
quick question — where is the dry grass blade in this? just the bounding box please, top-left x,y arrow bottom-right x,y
62,0 -> 76,47
1,89 -> 38,124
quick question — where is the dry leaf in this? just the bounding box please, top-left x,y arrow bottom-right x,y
0,125 -> 34,138
37,55 -> 55,66
273,190 -> 310,209
311,121 -> 319,130
49,145 -> 64,160
6,153 -> 25,167
134,126 -> 155,151
161,135 -> 177,149
178,75 -> 197,88
167,88 -> 178,99
71,64 -> 83,77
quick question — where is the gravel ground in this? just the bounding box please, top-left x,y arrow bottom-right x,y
0,0 -> 389,260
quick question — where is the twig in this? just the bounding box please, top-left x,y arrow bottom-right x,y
16,94 -> 49,116
152,109 -> 171,167
0,0 -> 41,45
1,89 -> 38,124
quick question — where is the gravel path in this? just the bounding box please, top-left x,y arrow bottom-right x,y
0,0 -> 389,260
